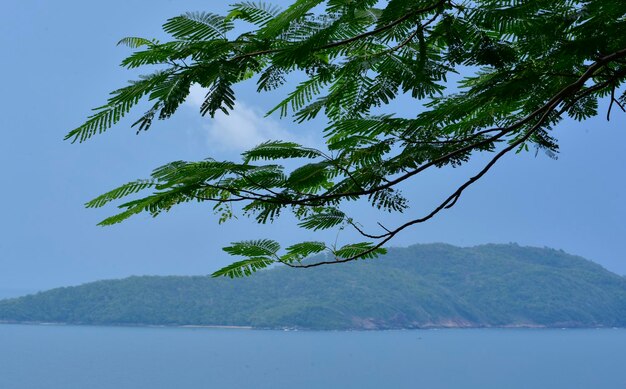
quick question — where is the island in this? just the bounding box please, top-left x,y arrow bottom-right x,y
1,243 -> 625,330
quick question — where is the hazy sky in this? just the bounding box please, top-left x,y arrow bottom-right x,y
1,0 -> 625,294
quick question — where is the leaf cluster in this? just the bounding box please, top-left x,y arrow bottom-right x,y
70,0 -> 626,276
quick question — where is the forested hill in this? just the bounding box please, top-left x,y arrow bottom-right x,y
1,244 -> 625,330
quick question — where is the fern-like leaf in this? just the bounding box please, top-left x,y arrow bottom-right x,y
211,257 -> 275,278
86,180 -> 155,208
334,242 -> 387,259
243,141 -> 323,162
227,2 -> 282,27
65,71 -> 170,142
298,208 -> 345,230
117,37 -> 156,48
282,241 -> 327,262
163,12 -> 233,41
223,239 -> 281,257
258,0 -> 325,38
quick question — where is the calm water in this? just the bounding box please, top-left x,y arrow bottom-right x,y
0,324 -> 624,389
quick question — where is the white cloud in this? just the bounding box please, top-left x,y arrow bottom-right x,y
186,83 -> 208,108
186,84 -> 316,152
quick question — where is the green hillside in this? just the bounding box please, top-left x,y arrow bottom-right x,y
1,244 -> 625,330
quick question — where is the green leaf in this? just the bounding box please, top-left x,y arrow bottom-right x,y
223,239 -> 281,257
243,141 -> 323,162
286,161 -> 333,192
282,241 -> 327,262
334,242 -> 387,259
227,2 -> 282,27
298,208 -> 345,230
163,12 -> 233,41
97,204 -> 146,226
65,71 -> 170,142
211,257 -> 275,278
86,180 -> 155,208
200,77 -> 236,117
258,0 -> 325,38
117,37 -> 156,48
267,75 -> 326,118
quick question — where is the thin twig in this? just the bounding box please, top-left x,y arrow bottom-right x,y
607,85 -> 616,121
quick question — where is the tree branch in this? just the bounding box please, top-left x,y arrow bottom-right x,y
230,0 -> 448,61
288,47 -> 626,268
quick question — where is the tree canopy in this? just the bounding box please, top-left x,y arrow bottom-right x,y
68,0 -> 626,277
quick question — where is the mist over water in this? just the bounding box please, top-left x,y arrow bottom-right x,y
1,325 -> 624,389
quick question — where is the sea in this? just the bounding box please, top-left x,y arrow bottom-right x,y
0,324 -> 624,388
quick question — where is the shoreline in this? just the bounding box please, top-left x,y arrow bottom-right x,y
0,320 -> 622,331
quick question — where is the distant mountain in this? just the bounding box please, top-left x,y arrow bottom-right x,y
1,244 -> 625,330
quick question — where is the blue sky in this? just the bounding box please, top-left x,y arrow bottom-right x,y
1,0 -> 625,294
